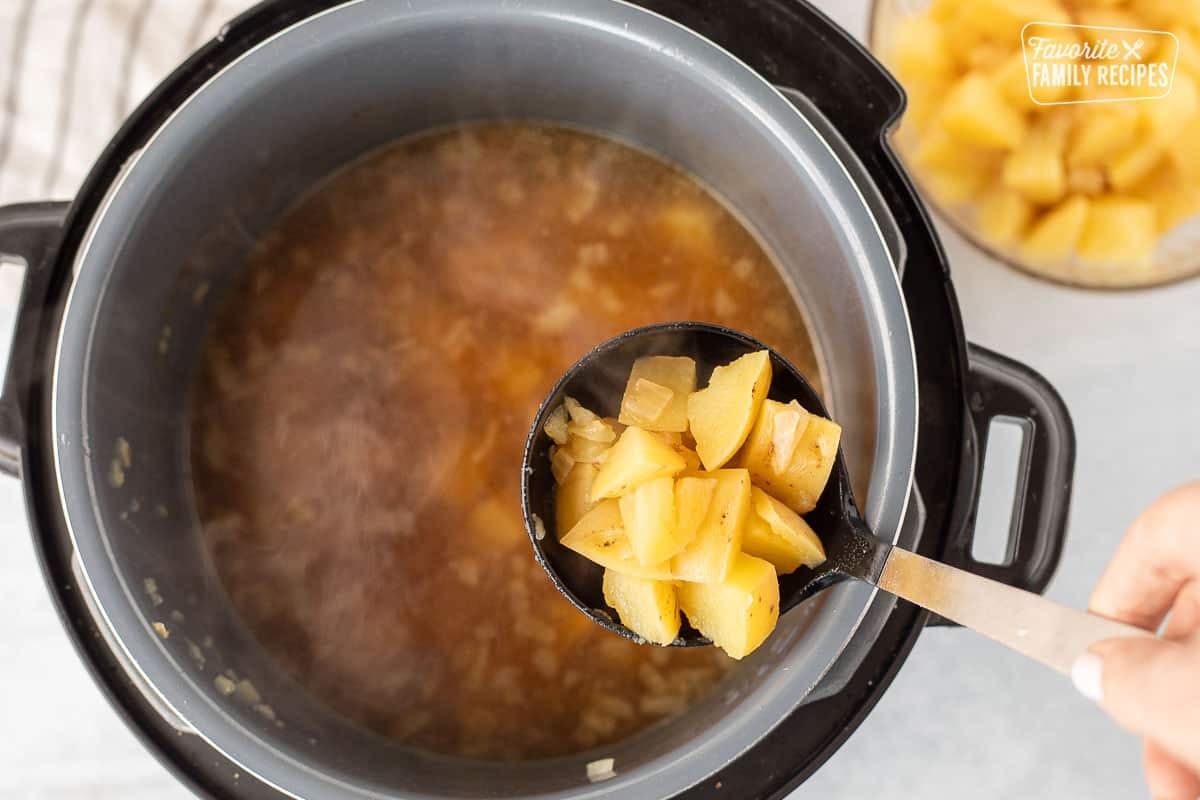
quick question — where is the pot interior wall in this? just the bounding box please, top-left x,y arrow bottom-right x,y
55,2 -> 908,798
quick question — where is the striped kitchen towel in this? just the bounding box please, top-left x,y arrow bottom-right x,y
0,0 -> 254,205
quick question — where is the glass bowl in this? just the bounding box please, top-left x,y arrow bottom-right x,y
868,0 -> 1200,289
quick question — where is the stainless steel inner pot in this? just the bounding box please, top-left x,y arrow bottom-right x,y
49,1 -> 917,797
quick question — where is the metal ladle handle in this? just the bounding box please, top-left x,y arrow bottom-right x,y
875,546 -> 1153,675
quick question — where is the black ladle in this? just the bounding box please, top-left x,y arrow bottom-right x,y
522,322 -> 1148,673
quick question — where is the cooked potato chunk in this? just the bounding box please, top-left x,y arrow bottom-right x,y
619,477 -> 686,565
677,553 -> 779,660
550,446 -> 576,484
564,396 -> 600,425
687,350 -> 771,470
622,379 -> 673,426
1067,110 -> 1140,169
567,415 -> 617,443
557,462 -> 598,534
560,500 -> 673,580
673,476 -> 716,546
890,14 -> 954,85
590,426 -> 687,501
619,356 -> 697,432
734,400 -> 841,513
1077,198 -> 1157,270
543,404 -> 569,445
1002,140 -> 1065,205
671,469 -> 751,583
562,433 -> 611,465
977,188 -> 1034,246
1022,195 -> 1090,263
1108,144 -> 1165,192
743,488 -> 826,574
939,74 -> 1026,149
602,570 -> 680,645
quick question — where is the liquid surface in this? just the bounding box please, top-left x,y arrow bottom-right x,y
192,123 -> 820,760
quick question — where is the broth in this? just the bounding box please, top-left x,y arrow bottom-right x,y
192,122 -> 820,760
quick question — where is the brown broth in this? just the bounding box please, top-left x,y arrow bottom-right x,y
192,122 -> 820,760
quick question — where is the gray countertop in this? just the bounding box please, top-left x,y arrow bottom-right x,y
1,1 -> 1196,798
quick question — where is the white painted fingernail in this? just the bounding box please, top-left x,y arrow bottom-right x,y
1071,652 -> 1103,703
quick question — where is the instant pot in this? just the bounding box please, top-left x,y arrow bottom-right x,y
0,1 -> 1074,798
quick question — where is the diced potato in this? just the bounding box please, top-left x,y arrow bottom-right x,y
655,430 -> 682,445
673,476 -> 716,548
899,78 -> 949,134
1145,73 -> 1198,143
602,570 -> 680,645
1175,29 -> 1200,80
671,469 -> 752,584
677,553 -> 779,660
977,188 -> 1034,246
618,356 -> 697,432
890,15 -> 955,85
687,350 -> 771,470
675,445 -> 702,473
567,416 -> 617,443
543,405 -> 569,445
734,400 -> 841,514
1066,166 -> 1106,197
1168,120 -> 1200,179
562,433 -> 611,465
550,446 -> 576,485
912,128 -> 1002,173
1077,197 -> 1157,270
652,432 -> 702,472
920,165 -> 993,206
1022,195 -> 1090,263
1075,9 -> 1161,60
564,396 -> 600,426
621,379 -> 673,427
971,0 -> 1070,30
992,53 -> 1034,107
743,488 -> 826,575
619,477 -> 687,565
940,5 -> 1007,71
1130,165 -> 1200,232
590,426 -> 687,501
1002,147 -> 1065,205
928,0 -> 958,19
938,73 -> 1026,149
994,52 -> 1072,107
560,500 -> 673,580
1108,143 -> 1165,192
557,462 -> 598,534
1068,110 -> 1140,168
764,400 -> 808,474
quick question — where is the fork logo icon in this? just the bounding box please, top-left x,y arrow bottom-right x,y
1123,38 -> 1145,60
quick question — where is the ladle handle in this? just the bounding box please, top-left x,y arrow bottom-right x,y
876,546 -> 1153,675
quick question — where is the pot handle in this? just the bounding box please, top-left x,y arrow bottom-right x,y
926,344 -> 1076,626
0,202 -> 70,477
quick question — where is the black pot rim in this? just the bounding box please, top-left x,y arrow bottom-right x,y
7,1 -> 1016,798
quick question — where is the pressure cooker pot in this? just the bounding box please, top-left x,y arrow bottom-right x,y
0,1 -> 1074,798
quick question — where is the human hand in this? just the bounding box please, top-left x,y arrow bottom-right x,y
1072,482 -> 1200,800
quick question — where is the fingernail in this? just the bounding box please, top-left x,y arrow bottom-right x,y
1071,652 -> 1103,703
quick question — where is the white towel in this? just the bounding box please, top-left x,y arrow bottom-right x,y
0,0 -> 253,205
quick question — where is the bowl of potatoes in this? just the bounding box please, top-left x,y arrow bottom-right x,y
870,0 -> 1200,288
